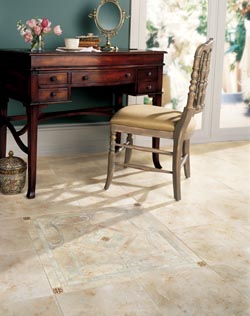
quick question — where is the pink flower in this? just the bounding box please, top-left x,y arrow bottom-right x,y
43,27 -> 52,34
33,25 -> 42,36
26,19 -> 37,28
23,30 -> 33,43
53,25 -> 62,36
41,18 -> 49,28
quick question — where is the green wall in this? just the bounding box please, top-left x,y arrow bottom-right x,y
0,0 -> 131,124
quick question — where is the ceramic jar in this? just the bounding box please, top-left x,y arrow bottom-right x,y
0,151 -> 27,194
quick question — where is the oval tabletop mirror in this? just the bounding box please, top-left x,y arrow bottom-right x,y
89,0 -> 127,51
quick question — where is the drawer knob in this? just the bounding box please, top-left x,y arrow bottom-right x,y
82,76 -> 89,80
50,76 -> 57,82
146,85 -> 152,91
50,92 -> 57,97
125,73 -> 131,78
148,72 -> 152,77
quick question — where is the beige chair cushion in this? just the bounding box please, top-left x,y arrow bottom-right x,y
111,104 -> 196,133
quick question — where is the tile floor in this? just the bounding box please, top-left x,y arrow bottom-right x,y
0,141 -> 250,316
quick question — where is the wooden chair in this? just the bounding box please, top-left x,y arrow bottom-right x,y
104,38 -> 213,201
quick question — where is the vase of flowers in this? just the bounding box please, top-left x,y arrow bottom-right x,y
17,18 -> 62,51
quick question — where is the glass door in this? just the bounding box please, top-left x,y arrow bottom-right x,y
220,0 -> 250,129
130,0 -> 250,142
145,0 -> 207,114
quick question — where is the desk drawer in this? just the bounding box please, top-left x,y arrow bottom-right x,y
38,73 -> 68,85
38,88 -> 69,102
72,70 -> 135,85
137,82 -> 158,94
137,68 -> 158,81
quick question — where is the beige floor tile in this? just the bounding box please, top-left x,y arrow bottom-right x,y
151,200 -> 220,230
170,221 -> 250,299
108,169 -> 174,205
56,281 -> 163,316
0,251 -> 53,303
171,221 -> 250,265
209,263 -> 250,301
0,296 -> 62,316
0,218 -> 34,254
0,193 -> 84,220
137,266 -> 250,316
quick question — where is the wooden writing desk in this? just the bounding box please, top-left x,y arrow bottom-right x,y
0,49 -> 165,198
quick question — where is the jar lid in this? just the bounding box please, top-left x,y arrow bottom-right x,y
0,151 -> 27,174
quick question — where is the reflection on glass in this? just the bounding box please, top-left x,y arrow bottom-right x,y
145,0 -> 207,130
98,2 -> 121,31
220,1 -> 250,128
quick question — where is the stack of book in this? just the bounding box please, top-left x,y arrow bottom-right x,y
77,35 -> 102,49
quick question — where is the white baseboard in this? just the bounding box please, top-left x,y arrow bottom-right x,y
7,123 -> 110,157
8,121 -> 246,158
6,122 -> 170,158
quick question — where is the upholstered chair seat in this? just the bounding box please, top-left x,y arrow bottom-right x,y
111,104 -> 196,133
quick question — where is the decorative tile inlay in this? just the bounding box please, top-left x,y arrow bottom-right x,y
29,207 -> 202,292
197,261 -> 207,267
23,216 -> 31,221
52,287 -> 63,294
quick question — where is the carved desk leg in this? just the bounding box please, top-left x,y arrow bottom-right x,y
152,94 -> 162,169
0,97 -> 8,158
26,104 -> 40,199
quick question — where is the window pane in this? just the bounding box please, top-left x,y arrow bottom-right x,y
146,0 -> 207,129
220,1 -> 250,128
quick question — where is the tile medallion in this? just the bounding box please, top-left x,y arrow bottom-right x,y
28,207 -> 201,292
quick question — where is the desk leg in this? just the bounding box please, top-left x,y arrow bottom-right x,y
152,138 -> 162,169
152,94 -> 162,169
26,105 -> 39,199
0,98 -> 8,158
114,93 -> 123,148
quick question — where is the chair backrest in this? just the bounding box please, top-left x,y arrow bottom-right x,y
186,38 -> 214,114
175,38 -> 213,138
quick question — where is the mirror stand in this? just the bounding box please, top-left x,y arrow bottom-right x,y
102,33 -> 118,52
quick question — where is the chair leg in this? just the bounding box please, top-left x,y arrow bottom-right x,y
124,133 -> 133,165
172,140 -> 182,201
183,139 -> 190,178
104,131 -> 116,190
